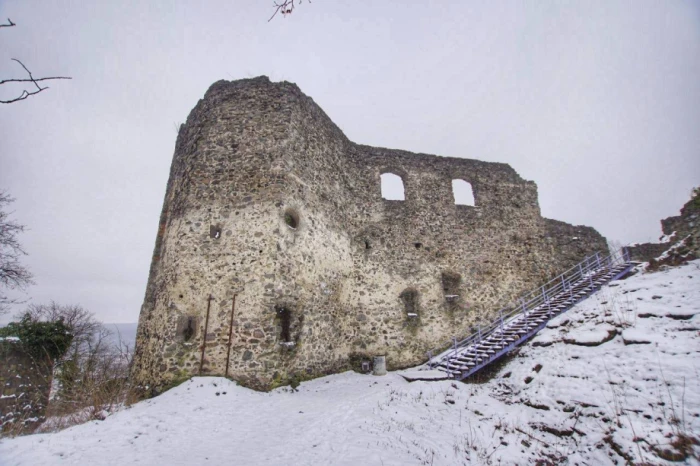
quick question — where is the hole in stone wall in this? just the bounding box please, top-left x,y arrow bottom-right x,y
414,242 -> 422,249
276,306 -> 292,343
176,315 -> 198,342
399,288 -> 419,318
210,225 -> 222,239
441,271 -> 462,301
364,239 -> 371,250
183,317 -> 194,341
452,179 -> 475,206
381,173 -> 405,201
284,209 -> 299,230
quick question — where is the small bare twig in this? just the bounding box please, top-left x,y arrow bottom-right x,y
0,59 -> 72,104
269,0 -> 309,22
514,426 -> 550,447
0,18 -> 16,28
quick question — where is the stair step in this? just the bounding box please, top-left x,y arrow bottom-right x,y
445,359 -> 473,367
452,358 -> 481,366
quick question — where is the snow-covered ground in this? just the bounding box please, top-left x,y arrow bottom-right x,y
1,262 -> 699,465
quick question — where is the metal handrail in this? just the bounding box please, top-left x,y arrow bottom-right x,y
428,247 -> 631,368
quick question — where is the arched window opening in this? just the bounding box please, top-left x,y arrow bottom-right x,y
381,173 -> 405,201
452,179 -> 475,206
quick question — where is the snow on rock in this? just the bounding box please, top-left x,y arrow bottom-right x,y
1,261 -> 699,465
530,332 -> 557,347
621,328 -> 652,345
562,323 -> 617,346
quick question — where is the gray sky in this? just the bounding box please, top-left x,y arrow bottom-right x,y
1,1 -> 699,324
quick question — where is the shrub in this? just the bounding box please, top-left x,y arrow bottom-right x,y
0,314 -> 72,361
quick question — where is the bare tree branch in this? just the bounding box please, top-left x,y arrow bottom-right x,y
269,0 -> 309,22
0,18 -> 16,28
0,191 -> 34,314
0,58 -> 72,104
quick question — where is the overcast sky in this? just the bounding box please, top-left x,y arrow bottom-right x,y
1,1 -> 698,324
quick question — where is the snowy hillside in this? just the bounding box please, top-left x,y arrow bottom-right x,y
1,262 -> 698,465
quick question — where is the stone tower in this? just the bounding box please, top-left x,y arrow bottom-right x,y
131,77 -> 607,392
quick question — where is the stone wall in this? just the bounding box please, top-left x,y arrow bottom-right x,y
626,243 -> 670,263
627,189 -> 699,264
131,77 -> 608,392
0,340 -> 52,434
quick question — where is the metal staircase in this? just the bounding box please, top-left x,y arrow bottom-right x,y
427,249 -> 635,380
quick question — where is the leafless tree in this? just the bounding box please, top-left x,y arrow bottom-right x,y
0,18 -> 71,104
269,0 -> 310,22
19,302 -> 133,428
0,191 -> 34,314
23,301 -> 103,357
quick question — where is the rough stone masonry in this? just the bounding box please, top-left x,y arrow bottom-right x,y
131,77 -> 607,392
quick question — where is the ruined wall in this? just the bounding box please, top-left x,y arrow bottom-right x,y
627,189 -> 699,264
132,77 -> 607,392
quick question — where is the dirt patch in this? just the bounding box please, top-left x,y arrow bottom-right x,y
667,313 -> 696,321
603,435 -> 634,463
652,434 -> 699,462
524,401 -> 550,411
622,332 -> 651,345
530,422 -> 581,438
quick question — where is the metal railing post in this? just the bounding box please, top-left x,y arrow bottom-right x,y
560,274 -> 566,297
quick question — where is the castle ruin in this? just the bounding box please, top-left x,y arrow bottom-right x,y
131,77 -> 607,392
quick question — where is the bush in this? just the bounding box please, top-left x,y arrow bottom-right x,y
0,314 -> 72,361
